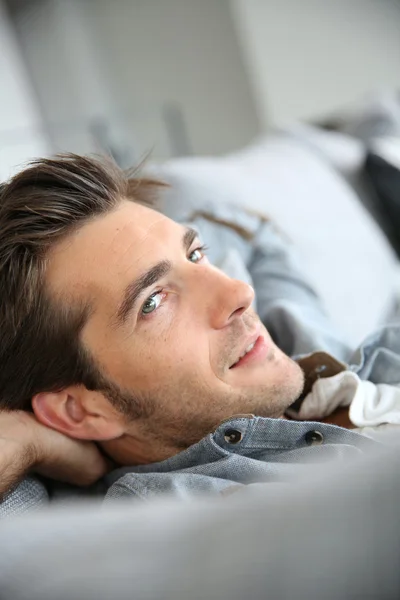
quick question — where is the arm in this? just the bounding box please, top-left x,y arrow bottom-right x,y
248,218 -> 351,360
0,411 -> 109,514
0,437 -> 35,500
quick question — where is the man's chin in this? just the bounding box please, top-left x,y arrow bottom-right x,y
236,360 -> 304,419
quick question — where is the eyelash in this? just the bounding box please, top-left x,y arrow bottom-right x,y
140,244 -> 209,320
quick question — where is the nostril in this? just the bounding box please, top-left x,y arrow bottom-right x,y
230,306 -> 247,320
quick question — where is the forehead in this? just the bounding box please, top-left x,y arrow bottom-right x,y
45,200 -> 181,304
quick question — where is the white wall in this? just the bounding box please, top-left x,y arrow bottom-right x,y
231,0 -> 400,127
11,0 -> 261,160
79,0 -> 261,157
10,0 -> 121,157
0,0 -> 49,179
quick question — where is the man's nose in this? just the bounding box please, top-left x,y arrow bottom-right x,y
202,268 -> 255,329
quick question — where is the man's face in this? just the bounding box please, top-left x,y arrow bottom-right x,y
46,200 -> 303,458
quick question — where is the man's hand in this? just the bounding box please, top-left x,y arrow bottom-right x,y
0,410 -> 110,498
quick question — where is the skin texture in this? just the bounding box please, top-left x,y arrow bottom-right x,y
32,200 -> 304,465
0,411 -> 109,497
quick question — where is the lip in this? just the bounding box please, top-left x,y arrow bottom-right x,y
229,333 -> 268,369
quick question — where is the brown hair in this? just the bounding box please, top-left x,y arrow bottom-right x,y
0,153 -> 163,414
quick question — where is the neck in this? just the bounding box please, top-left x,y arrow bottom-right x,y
100,433 -> 181,467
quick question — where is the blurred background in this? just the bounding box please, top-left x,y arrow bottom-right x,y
2,0 -> 400,344
1,0 -> 400,174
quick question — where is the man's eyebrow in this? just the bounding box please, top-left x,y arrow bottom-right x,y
114,227 -> 199,327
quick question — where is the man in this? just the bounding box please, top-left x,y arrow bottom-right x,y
0,154 -> 398,515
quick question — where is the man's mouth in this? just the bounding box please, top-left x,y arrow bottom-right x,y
229,334 -> 267,369
230,340 -> 257,368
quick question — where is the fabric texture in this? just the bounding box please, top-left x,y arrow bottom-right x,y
0,478 -> 48,518
1,438 -> 400,600
104,415 -> 376,503
292,368 -> 400,427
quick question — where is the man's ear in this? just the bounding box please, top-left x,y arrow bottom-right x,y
32,387 -> 125,441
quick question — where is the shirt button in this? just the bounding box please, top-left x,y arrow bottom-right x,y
304,430 -> 324,446
224,429 -> 243,444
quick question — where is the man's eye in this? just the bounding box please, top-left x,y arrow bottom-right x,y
188,245 -> 208,263
140,246 -> 209,319
141,291 -> 164,315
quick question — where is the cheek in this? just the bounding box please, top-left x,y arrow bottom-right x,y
83,305 -> 212,388
149,319 -> 211,377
